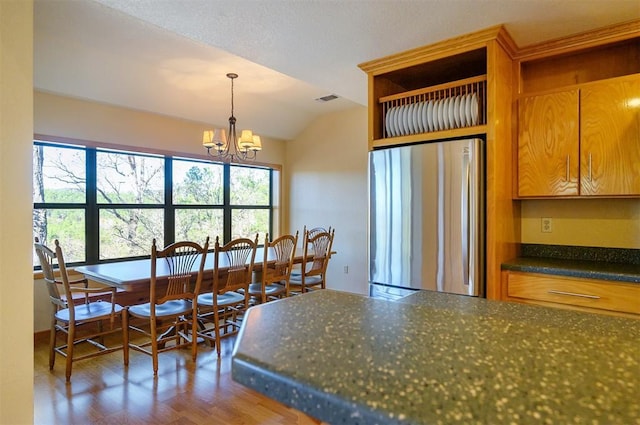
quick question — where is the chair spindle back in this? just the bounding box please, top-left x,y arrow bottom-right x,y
213,235 -> 258,294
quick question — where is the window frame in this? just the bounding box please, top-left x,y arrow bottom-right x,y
33,137 -> 275,267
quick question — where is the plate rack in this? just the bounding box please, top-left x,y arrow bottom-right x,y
379,75 -> 487,139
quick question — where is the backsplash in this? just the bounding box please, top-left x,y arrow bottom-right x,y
520,199 -> 640,249
521,244 -> 640,265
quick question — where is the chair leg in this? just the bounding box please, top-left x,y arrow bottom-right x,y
199,307 -> 216,348
207,317 -> 216,347
65,322 -> 75,382
214,309 -> 221,357
97,318 -> 104,345
191,311 -> 198,362
122,309 -> 129,367
150,317 -> 158,376
48,317 -> 57,370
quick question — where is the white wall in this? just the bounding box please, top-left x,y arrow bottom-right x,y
0,1 -> 34,423
286,106 -> 369,295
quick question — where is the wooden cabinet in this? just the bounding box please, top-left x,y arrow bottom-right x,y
518,90 -> 579,196
518,75 -> 640,197
580,77 -> 640,196
515,21 -> 640,199
358,26 -> 518,150
358,26 -> 520,301
504,270 -> 640,317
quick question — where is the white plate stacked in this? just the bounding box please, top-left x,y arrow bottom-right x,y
385,103 -> 421,137
385,93 -> 479,137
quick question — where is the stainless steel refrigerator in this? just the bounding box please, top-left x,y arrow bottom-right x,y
368,139 -> 484,300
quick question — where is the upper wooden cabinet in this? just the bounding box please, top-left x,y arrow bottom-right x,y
518,89 -> 579,197
518,75 -> 640,197
514,20 -> 640,199
358,26 -> 517,150
580,77 -> 640,196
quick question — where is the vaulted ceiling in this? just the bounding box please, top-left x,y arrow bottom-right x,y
34,0 -> 640,140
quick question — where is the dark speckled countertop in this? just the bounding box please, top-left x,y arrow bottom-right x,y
232,289 -> 640,425
502,244 -> 640,283
501,257 -> 640,283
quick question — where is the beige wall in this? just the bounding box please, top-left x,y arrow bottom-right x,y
0,1 -> 34,423
35,91 -> 287,165
287,106 -> 369,295
521,199 -> 640,248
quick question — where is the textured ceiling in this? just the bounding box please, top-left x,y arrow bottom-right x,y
34,0 -> 640,141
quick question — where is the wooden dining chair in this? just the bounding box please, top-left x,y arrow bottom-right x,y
289,228 -> 335,294
196,235 -> 258,356
34,238 -> 126,382
306,226 -> 331,239
124,237 -> 209,376
291,225 -> 331,277
247,232 -> 299,304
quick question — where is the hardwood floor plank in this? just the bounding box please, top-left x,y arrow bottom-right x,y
34,334 -> 322,425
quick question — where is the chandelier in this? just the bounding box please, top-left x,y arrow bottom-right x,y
202,73 -> 261,162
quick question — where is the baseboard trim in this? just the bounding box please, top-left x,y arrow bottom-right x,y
34,330 -> 49,344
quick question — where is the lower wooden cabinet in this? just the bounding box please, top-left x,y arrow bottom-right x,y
503,271 -> 640,317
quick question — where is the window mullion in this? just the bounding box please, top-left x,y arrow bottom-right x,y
164,157 -> 175,246
269,168 -> 274,239
86,148 -> 99,263
223,163 -> 231,243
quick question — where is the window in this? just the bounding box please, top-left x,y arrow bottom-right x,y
96,149 -> 165,260
230,166 -> 271,241
33,140 -> 274,266
33,144 -> 86,263
173,159 -> 224,243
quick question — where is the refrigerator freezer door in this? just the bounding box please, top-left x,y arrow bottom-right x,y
368,139 -> 484,296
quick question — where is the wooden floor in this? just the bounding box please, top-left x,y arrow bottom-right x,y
34,333 -> 322,425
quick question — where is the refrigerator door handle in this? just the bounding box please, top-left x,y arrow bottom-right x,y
461,148 -> 470,288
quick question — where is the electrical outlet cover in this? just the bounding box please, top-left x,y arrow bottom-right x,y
541,217 -> 552,233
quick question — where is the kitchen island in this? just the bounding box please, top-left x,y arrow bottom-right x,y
231,290 -> 639,424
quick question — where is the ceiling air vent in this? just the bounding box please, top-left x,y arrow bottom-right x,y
315,94 -> 339,102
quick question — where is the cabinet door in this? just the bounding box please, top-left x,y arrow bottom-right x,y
518,90 -> 579,197
580,77 -> 640,196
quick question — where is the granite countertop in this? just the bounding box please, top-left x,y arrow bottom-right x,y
232,289 -> 640,425
501,257 -> 640,283
502,244 -> 640,283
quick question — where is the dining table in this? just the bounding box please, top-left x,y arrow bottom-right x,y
74,247 -> 314,292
